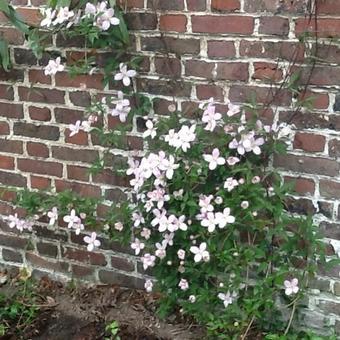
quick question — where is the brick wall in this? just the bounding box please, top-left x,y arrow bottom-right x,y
1,0 -> 340,334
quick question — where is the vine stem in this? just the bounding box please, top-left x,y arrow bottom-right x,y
241,315 -> 255,340
284,301 -> 297,335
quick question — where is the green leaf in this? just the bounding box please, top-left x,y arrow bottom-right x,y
0,38 -> 10,71
0,0 -> 10,15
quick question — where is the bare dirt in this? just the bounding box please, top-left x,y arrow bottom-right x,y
0,273 -> 203,340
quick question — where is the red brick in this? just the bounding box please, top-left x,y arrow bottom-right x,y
30,175 -> 51,190
317,0 -> 340,15
55,108 -> 85,124
29,70 -> 51,85
240,40 -> 305,62
253,62 -> 283,82
16,8 -> 42,26
28,106 -> 51,121
55,180 -> 101,198
111,256 -> 135,272
0,102 -> 23,119
2,249 -> 23,263
329,139 -> 340,158
125,13 -> 157,30
185,60 -> 214,78
117,0 -> 144,8
298,91 -> 329,110
293,133 -> 326,153
98,270 -> 143,289
19,87 -> 65,104
26,142 -> 49,158
187,0 -> 206,10
0,27 -> 24,44
216,62 -> 248,81
71,264 -> 95,278
259,16 -> 289,36
212,0 -> 240,11
274,154 -> 339,177
0,139 -> 23,154
150,0 -> 184,10
26,252 -> 69,272
18,159 -> 63,177
284,176 -> 315,195
62,247 -> 107,266
92,169 -> 129,187
0,170 -> 26,187
52,146 -> 98,163
295,18 -> 340,38
196,84 -> 224,101
37,242 -> 58,258
65,129 -> 88,145
0,85 -> 14,100
0,155 -> 15,170
320,180 -> 340,200
155,57 -> 181,77
192,15 -> 254,34
0,122 -> 9,135
13,122 -> 59,141
67,165 -> 90,182
55,72 -> 104,90
208,41 -> 236,58
229,85 -> 291,106
160,15 -> 187,32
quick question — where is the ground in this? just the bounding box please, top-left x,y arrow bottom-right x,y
0,268 -> 203,340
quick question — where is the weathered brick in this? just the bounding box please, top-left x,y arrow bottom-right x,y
259,16 -> 289,36
274,154 -> 339,177
196,84 -> 224,101
0,171 -> 26,187
192,15 -> 254,34
253,62 -> 283,82
0,122 -> 9,135
0,139 -> 23,154
18,159 -> 63,177
293,133 -> 326,153
2,248 -> 23,263
13,122 -> 60,141
0,155 -> 15,170
208,41 -> 236,58
0,85 -> 14,100
185,60 -> 214,78
111,256 -> 135,272
212,0 -> 240,11
67,165 -> 90,182
26,142 -> 50,158
155,57 -> 182,77
0,102 -> 23,119
30,175 -> 51,190
216,62 -> 248,81
0,234 -> 28,249
29,70 -> 51,85
160,14 -> 187,32
55,180 -> 101,198
26,252 -> 69,272
296,18 -> 340,38
320,180 -> 340,200
98,270 -> 143,289
28,107 -> 51,121
37,242 -> 58,258
62,247 -> 107,266
19,87 -> 65,104
284,176 -> 315,195
329,139 -> 340,158
52,146 -> 98,163
125,13 -> 157,30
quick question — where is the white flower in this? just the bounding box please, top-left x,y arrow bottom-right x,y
179,278 -> 189,291
47,207 -> 58,225
44,57 -> 64,76
83,232 -> 101,252
40,8 -> 56,27
163,232 -> 174,246
227,102 -> 240,117
166,125 -> 196,152
284,278 -> 299,296
69,120 -> 82,137
226,156 -> 240,166
241,201 -> 249,209
202,103 -> 222,132
199,195 -> 214,213
131,238 -> 145,255
203,148 -> 225,170
6,214 -> 33,232
177,249 -> 186,260
63,209 -> 81,229
190,242 -> 210,263
84,3 -> 97,16
132,212 -> 144,227
73,222 -> 85,235
224,177 -> 239,192
189,295 -> 196,303
252,176 -> 261,184
201,212 -> 218,233
144,279 -> 153,293
53,7 -> 74,25
141,253 -> 156,270
110,91 -> 131,122
215,196 -> 223,205
161,155 -> 179,180
114,222 -> 124,231
155,240 -> 167,259
141,228 -> 151,240
215,208 -> 235,229
95,2 -> 120,31
229,132 -> 265,156
114,63 -> 137,86
218,291 -> 237,308
173,189 -> 184,199
143,120 -> 157,139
